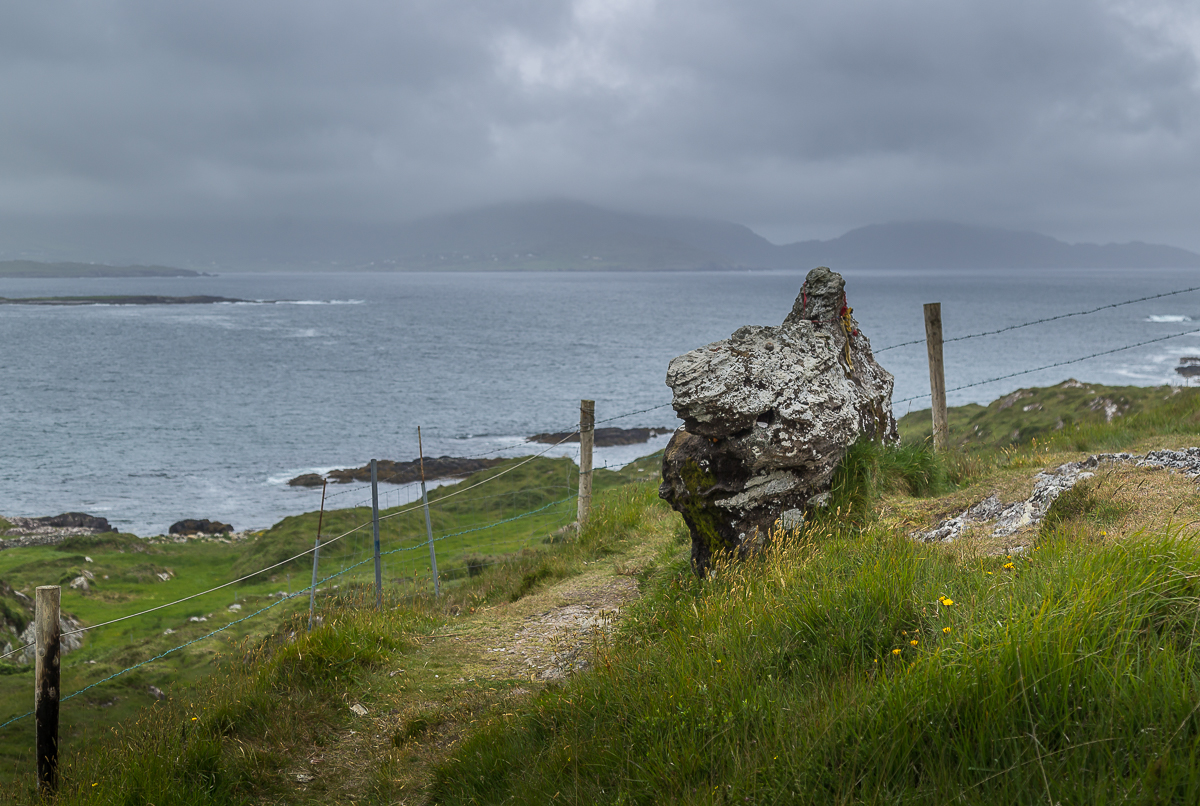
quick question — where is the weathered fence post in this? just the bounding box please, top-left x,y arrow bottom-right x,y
371,459 -> 382,610
308,479 -> 327,631
924,302 -> 949,451
35,585 -> 60,796
418,427 -> 440,597
578,399 -> 595,526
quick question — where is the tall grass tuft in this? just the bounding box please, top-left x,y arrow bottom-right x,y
824,439 -> 960,527
433,524 -> 1200,804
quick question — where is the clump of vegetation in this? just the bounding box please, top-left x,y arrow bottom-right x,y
822,438 -> 964,528
433,526 -> 1200,804
8,381 -> 1200,803
898,381 -> 1200,453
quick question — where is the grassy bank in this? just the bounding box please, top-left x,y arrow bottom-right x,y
0,454 -> 654,789
5,380 -> 1200,803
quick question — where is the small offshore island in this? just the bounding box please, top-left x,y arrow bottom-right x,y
0,295 -> 249,306
0,259 -> 206,278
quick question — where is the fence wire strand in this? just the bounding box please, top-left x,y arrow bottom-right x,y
0,493 -> 577,731
875,285 -> 1200,354
896,327 -> 1200,404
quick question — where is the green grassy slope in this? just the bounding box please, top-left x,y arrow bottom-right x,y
0,453 -> 657,790
9,381 -> 1200,803
898,380 -> 1200,450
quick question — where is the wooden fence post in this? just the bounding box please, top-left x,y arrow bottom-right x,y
924,302 -> 949,451
371,459 -> 382,610
35,585 -> 60,796
578,400 -> 595,526
418,427 -> 440,597
308,479 -> 327,631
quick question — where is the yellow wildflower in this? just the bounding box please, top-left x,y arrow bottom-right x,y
910,639 -> 918,647
941,598 -> 954,606
892,648 -> 902,656
943,627 -> 951,634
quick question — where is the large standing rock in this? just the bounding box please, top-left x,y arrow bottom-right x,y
660,266 -> 897,575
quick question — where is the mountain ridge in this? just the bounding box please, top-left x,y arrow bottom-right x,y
3,201 -> 1197,271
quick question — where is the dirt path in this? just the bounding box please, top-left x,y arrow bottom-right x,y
273,517 -> 674,805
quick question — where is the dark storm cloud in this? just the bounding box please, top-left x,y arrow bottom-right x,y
1,0 -> 1197,248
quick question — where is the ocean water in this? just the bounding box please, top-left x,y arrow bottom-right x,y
2,267 -> 1199,535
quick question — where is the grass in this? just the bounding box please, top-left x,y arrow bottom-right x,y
898,380 -> 1200,452
0,453 -> 656,791
1,479 -> 672,804
433,525 -> 1200,804
6,380 -> 1200,803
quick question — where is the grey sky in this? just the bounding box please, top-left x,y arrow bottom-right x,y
2,0 -> 1198,250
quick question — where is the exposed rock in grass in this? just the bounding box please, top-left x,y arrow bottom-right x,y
6,612 -> 85,664
915,451 -> 1200,544
660,266 -> 897,575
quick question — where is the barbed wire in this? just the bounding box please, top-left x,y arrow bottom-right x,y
0,494 -> 578,732
895,327 -> 1200,404
875,285 -> 1200,354
307,401 -> 676,495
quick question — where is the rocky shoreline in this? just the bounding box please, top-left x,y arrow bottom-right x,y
1,512 -> 244,548
288,427 -> 671,488
288,456 -> 508,487
527,426 -> 672,447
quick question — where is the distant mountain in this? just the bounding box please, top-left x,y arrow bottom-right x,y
0,260 -> 203,278
778,221 -> 1200,270
2,202 -> 1196,271
375,202 -> 1200,271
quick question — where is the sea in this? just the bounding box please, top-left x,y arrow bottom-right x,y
2,267 -> 1199,536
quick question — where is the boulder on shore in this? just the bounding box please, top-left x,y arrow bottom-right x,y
169,519 -> 233,536
660,266 -> 897,576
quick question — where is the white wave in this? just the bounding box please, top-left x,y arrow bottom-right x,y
275,299 -> 366,306
1146,315 -> 1192,323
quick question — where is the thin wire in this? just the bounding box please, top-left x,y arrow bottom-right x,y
51,410 -> 635,645
1,495 -> 576,731
596,402 -> 673,425
60,435 -> 579,642
895,327 -> 1200,403
0,641 -> 34,662
377,431 -> 580,526
875,285 -> 1200,353
59,516 -> 377,641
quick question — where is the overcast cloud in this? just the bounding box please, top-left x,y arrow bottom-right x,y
1,0 -> 1198,251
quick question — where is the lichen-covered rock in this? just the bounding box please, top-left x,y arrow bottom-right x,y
660,266 -> 897,575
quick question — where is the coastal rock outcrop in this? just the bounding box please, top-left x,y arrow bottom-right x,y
528,427 -> 673,447
169,519 -> 233,536
288,456 -> 507,487
660,266 -> 897,575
